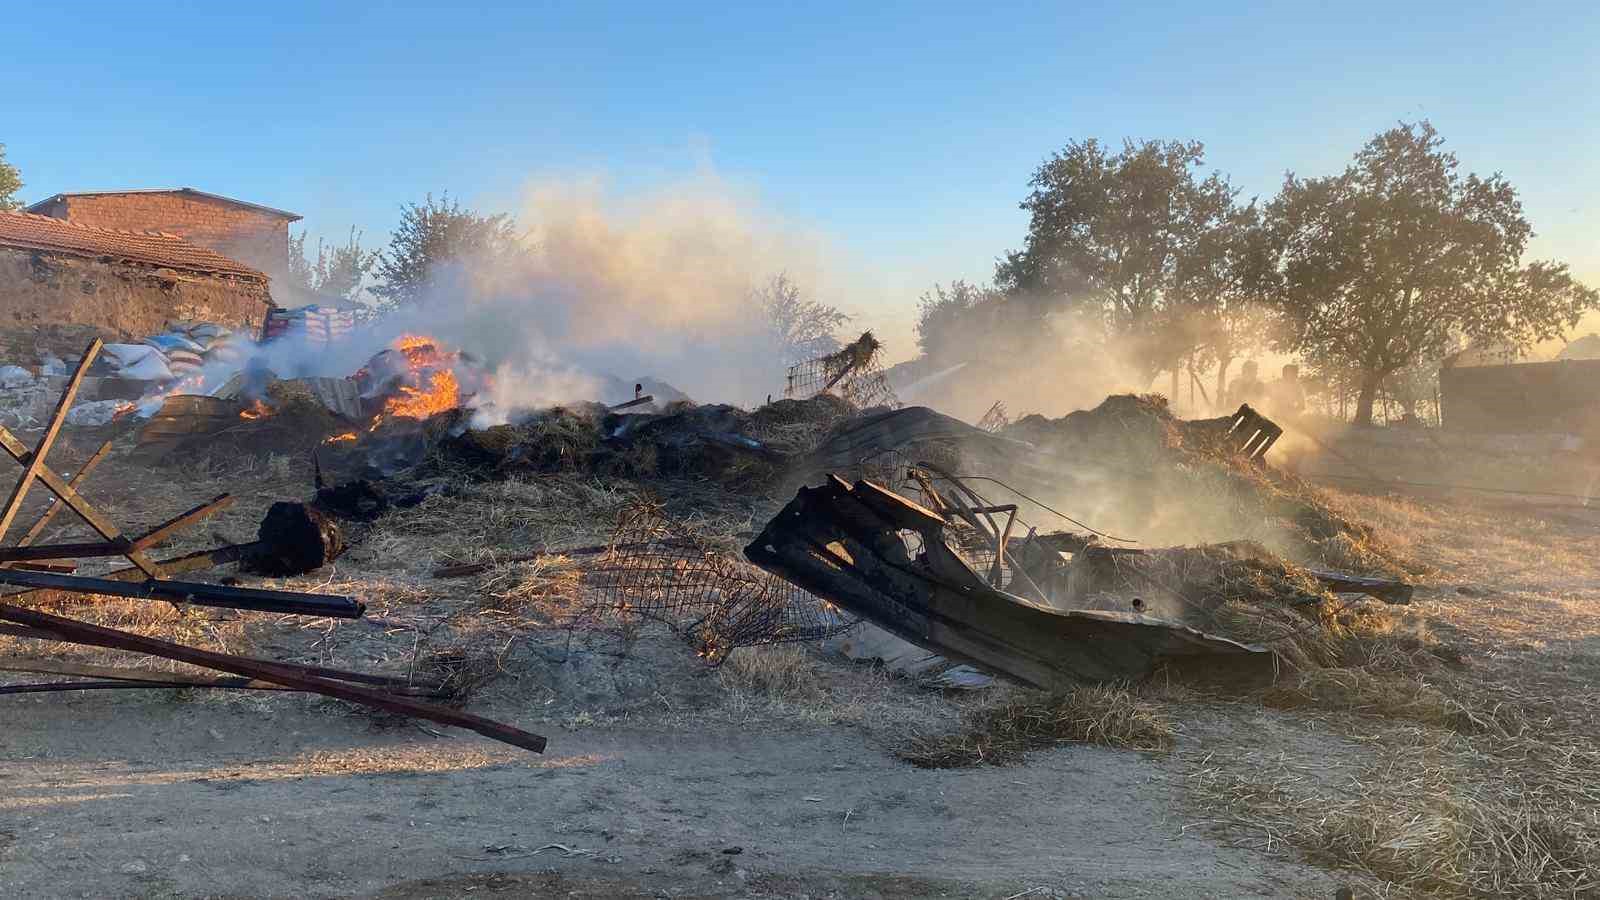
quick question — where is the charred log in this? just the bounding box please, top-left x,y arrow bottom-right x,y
248,502 -> 346,576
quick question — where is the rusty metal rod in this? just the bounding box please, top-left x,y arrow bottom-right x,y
0,541 -> 132,562
0,603 -> 547,753
0,569 -> 362,618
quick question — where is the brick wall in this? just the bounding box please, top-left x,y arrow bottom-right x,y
0,247 -> 270,362
51,193 -> 292,278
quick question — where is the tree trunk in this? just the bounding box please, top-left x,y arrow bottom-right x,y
1169,368 -> 1179,407
1215,357 -> 1233,413
1353,372 -> 1383,426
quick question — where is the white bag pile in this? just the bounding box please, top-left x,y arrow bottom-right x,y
99,322 -> 251,382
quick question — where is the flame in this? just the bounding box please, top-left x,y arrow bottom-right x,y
322,431 -> 358,445
239,399 -> 273,420
364,334 -> 464,430
381,369 -> 460,421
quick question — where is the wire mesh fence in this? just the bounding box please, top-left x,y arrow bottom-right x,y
584,504 -> 858,661
976,401 -> 1010,433
783,333 -> 901,410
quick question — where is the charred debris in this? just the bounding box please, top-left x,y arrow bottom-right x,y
0,341 -> 546,753
2,331 -> 1416,757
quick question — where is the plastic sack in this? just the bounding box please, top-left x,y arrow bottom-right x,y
145,334 -> 206,355
118,353 -> 174,381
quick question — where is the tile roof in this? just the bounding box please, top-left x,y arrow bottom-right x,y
25,188 -> 301,221
0,210 -> 267,281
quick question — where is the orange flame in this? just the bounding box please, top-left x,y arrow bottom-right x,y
322,431 -> 358,444
384,369 -> 460,419
240,399 -> 273,420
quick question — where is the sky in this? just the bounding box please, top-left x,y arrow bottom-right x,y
5,2 -> 1597,360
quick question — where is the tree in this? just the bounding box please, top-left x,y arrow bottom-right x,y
755,273 -> 850,364
371,194 -> 522,306
1177,201 -> 1280,407
915,280 -> 1001,360
995,138 -> 1239,380
286,227 -> 378,301
0,144 -> 22,211
1265,121 -> 1599,425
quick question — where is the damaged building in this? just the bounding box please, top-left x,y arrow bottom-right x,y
0,209 -> 273,362
24,188 -> 301,280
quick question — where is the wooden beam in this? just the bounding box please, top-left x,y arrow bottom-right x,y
0,425 -> 167,578
0,340 -> 101,543
129,494 -> 233,552
9,439 -> 113,555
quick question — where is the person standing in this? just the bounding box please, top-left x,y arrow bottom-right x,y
1228,360 -> 1265,410
1265,364 -> 1307,418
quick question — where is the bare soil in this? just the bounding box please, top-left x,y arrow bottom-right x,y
3,432 -> 1596,898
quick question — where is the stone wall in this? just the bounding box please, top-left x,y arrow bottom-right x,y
32,193 -> 292,277
0,247 -> 272,362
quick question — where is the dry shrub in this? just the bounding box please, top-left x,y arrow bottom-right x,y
895,685 -> 1176,768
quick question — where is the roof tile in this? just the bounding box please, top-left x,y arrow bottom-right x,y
0,210 -> 266,281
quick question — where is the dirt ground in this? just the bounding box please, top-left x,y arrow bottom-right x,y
3,431 -> 1598,898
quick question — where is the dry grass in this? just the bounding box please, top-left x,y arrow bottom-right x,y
894,684 -> 1177,768
713,644 -> 961,737
717,643 -> 828,705
1176,485 -> 1600,898
1188,729 -> 1600,899
1262,669 -> 1494,734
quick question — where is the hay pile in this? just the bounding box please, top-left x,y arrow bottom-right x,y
895,684 -> 1177,768
433,395 -> 856,485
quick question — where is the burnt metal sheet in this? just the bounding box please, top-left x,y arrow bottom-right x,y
745,477 -> 1268,688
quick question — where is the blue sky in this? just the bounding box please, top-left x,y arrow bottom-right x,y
5,2 -> 1597,353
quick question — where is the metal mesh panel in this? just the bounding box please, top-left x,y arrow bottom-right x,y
585,504 -> 858,660
976,401 -> 1010,433
783,344 -> 900,410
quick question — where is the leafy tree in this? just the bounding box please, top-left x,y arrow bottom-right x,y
0,144 -> 22,211
915,280 -> 1001,360
755,273 -> 850,364
1265,121 -> 1599,425
372,194 -> 522,306
1176,201 -> 1280,407
996,138 -> 1239,378
286,227 -> 378,301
